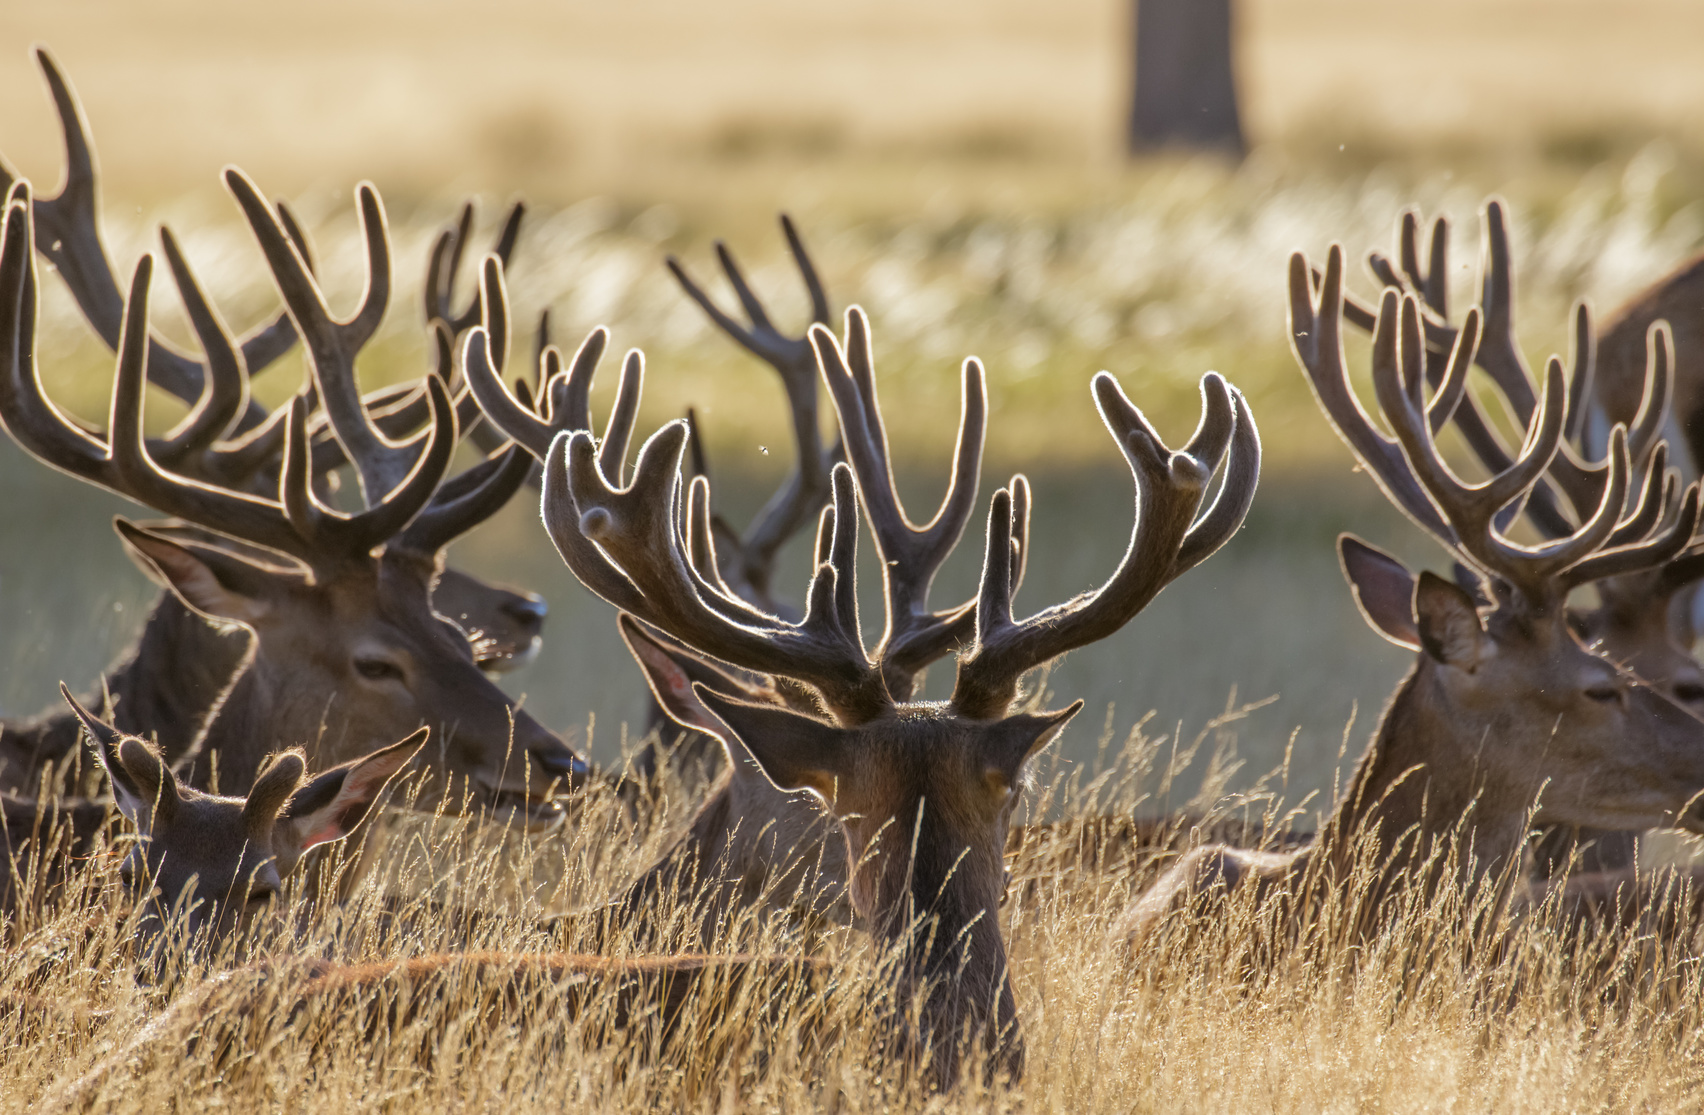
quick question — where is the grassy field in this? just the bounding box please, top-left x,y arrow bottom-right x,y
3,2 -> 1704,1110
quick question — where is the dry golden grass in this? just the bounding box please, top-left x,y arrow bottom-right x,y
3,8 -> 1704,1111
7,717 -> 1704,1112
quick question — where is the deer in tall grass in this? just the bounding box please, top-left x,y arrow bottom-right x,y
529,302 -> 1258,1084
30,700 -> 830,1112
1334,200 -> 1704,876
0,190 -> 585,825
0,50 -> 550,791
1117,248 -> 1704,951
466,248 -> 1022,945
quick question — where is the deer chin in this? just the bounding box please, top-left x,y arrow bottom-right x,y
476,635 -> 543,676
473,784 -> 566,832
1674,798 -> 1704,836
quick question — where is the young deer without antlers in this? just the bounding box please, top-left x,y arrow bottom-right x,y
61,689 -> 423,958
0,188 -> 584,825
533,304 -> 1259,1086
1116,249 -> 1704,952
0,50 -> 548,789
1336,201 -> 1704,875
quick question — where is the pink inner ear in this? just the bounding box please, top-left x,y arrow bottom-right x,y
296,802 -> 365,851
296,822 -> 343,850
638,644 -> 694,704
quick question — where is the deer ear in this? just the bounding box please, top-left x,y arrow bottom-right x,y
691,683 -> 853,801
983,701 -> 1081,791
275,729 -> 425,867
1415,571 -> 1489,669
114,519 -> 277,626
92,731 -> 180,827
619,615 -> 769,738
1339,534 -> 1421,650
242,750 -> 306,839
63,684 -> 156,822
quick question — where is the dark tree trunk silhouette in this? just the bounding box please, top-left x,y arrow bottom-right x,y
1128,0 -> 1245,157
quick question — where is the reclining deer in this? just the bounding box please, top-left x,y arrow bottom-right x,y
0,187 -> 585,826
1334,200 -> 1704,875
0,49 -> 549,791
466,245 -> 1025,943
526,301 -> 1260,1084
1116,248 -> 1704,952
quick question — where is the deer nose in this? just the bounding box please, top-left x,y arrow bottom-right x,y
502,594 -> 549,627
531,744 -> 589,786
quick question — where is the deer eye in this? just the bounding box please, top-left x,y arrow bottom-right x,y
1674,683 -> 1704,705
1583,686 -> 1622,705
354,657 -> 406,683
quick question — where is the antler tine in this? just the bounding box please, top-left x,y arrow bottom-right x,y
951,371 -> 1231,720
153,226 -> 249,459
1375,291 -> 1639,608
781,213 -> 832,324
278,375 -> 459,562
396,440 -> 531,557
1373,206 -> 1664,537
1173,380 -> 1262,577
1603,444 -> 1675,550
14,49 -> 291,427
226,168 -> 426,505
462,311 -> 631,471
105,256 -> 317,563
0,196 -> 118,488
812,311 -> 986,695
425,201 -> 526,336
666,217 -> 840,604
1564,302 -> 1596,445
600,350 -> 644,487
541,425 -> 887,723
1561,482 -> 1703,592
1289,248 -> 1455,545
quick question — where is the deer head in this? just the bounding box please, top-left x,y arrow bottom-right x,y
0,48 -> 546,678
0,186 -> 582,825
1293,246 -> 1704,854
64,686 -> 421,957
1333,202 -> 1704,716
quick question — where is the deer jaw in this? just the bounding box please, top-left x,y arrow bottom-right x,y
1403,606 -> 1704,841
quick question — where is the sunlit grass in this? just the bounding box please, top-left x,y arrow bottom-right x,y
8,712 -> 1704,1111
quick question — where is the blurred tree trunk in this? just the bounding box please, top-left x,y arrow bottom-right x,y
1128,0 -> 1245,157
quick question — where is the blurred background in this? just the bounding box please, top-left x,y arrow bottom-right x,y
1,0 -> 1702,810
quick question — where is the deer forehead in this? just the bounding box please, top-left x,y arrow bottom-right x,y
147,794 -> 281,879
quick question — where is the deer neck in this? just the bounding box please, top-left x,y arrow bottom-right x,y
846,802 -> 1021,1086
0,594 -> 250,791
179,646 -> 277,794
108,594 -> 252,762
1313,663 -> 1531,896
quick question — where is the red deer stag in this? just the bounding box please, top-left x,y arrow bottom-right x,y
466,254 -> 1013,946
0,50 -> 547,789
1335,201 -> 1704,875
532,305 -> 1260,1085
1115,249 -> 1704,951
0,189 -> 584,824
